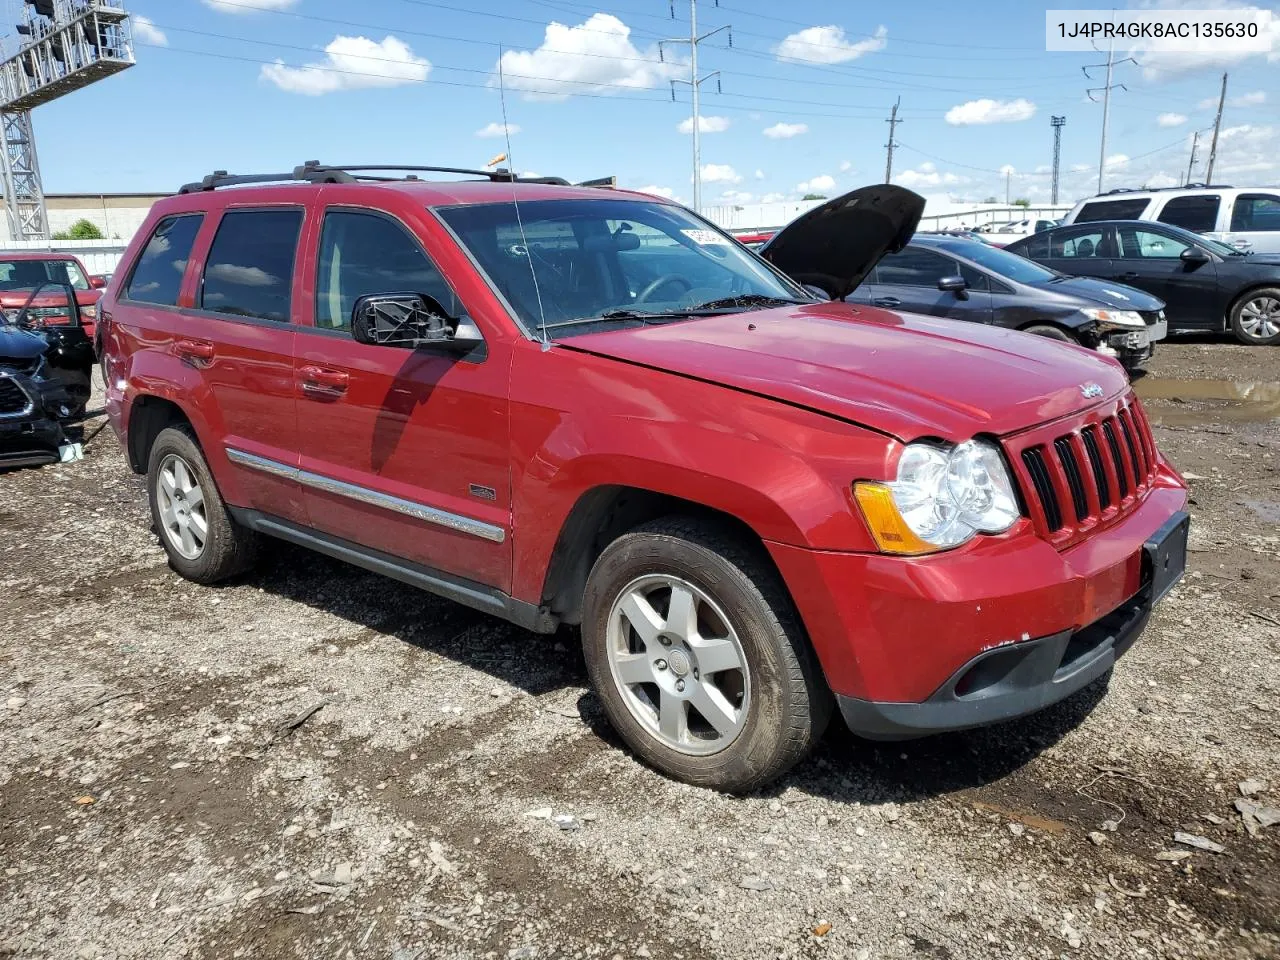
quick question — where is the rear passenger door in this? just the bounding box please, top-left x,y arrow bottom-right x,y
291,204 -> 513,591
864,246 -> 992,324
1038,225 -> 1115,279
1223,193 -> 1280,253
187,207 -> 308,523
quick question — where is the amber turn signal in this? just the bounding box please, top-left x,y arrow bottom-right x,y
853,482 -> 940,556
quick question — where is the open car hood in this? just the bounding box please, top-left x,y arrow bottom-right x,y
759,185 -> 926,300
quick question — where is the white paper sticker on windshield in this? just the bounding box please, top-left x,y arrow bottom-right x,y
681,229 -> 730,246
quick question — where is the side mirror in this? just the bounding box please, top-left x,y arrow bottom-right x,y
90,275 -> 107,288
350,293 -> 483,353
937,275 -> 969,299
1180,246 -> 1210,264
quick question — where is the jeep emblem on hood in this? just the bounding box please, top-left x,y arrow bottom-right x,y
1080,382 -> 1104,399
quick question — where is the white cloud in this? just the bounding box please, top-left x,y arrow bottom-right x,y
132,15 -> 167,45
760,192 -> 786,203
839,160 -> 853,172
495,14 -> 680,100
476,122 -> 519,138
677,115 -> 730,134
635,185 -> 676,200
754,169 -> 766,180
207,263 -> 278,287
203,0 -> 298,11
1071,162 -> 1091,172
1157,112 -> 1188,127
796,174 -> 836,194
700,164 -> 742,184
1235,90 -> 1267,106
1138,2 -> 1280,79
1105,153 -> 1130,169
775,24 -> 887,64
998,164 -> 1017,176
719,190 -> 754,204
763,121 -> 808,139
262,35 -> 430,95
894,161 -> 965,188
945,98 -> 1036,125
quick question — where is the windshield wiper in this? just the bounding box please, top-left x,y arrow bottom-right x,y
539,309 -> 683,331
677,293 -> 809,312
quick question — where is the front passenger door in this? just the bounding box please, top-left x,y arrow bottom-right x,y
864,246 -> 991,324
292,206 -> 513,590
1112,226 -> 1220,330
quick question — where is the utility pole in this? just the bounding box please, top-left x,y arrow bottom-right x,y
1005,168 -> 1012,206
1050,116 -> 1066,204
1204,72 -> 1228,185
1185,130 -> 1200,185
884,98 -> 901,183
660,1 -> 731,214
1083,41 -> 1135,195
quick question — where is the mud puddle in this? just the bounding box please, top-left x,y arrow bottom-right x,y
1135,378 -> 1280,426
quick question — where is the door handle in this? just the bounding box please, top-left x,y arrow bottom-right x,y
299,365 -> 349,394
175,338 -> 214,362
872,296 -> 901,308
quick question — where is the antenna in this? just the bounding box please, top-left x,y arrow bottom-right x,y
496,45 -> 549,346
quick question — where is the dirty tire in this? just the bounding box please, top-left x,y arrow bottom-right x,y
1022,324 -> 1076,343
146,424 -> 258,584
582,516 -> 832,793
1228,287 -> 1280,345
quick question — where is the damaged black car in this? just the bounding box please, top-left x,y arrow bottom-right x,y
1,291 -> 81,470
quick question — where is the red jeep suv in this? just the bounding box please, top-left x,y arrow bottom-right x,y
100,165 -> 1189,791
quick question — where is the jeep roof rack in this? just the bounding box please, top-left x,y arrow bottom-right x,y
1095,182 -> 1233,198
178,161 -> 614,194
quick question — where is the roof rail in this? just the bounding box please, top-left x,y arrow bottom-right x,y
178,162 -> 620,194
1177,182 -> 1233,189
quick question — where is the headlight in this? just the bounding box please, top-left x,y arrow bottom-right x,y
854,440 -> 1021,554
1081,307 -> 1145,330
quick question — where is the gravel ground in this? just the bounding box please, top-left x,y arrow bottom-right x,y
1,337 -> 1278,960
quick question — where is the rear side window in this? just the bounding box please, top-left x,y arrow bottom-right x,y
1230,194 -> 1280,232
875,247 -> 957,286
1048,228 -> 1107,258
1013,234 -> 1049,259
1156,195 -> 1220,232
126,214 -> 203,306
315,210 -> 460,331
200,209 -> 303,322
1075,198 -> 1149,223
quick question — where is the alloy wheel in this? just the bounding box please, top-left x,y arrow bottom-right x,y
156,453 -> 208,560
605,574 -> 750,755
1239,296 -> 1280,341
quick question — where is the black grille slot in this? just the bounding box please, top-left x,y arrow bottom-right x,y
1021,447 -> 1062,532
1102,420 -> 1129,498
1081,426 -> 1111,510
0,377 -> 28,414
1118,408 -> 1145,481
1053,436 -> 1089,522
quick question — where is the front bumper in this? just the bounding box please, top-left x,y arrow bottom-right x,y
767,469 -> 1188,713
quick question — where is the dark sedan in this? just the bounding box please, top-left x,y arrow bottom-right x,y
840,234 -> 1167,369
1005,220 -> 1280,345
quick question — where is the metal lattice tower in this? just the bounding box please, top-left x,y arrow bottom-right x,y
0,0 -> 135,240
1050,116 -> 1065,205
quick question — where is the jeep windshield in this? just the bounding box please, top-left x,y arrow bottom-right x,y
436,198 -> 809,339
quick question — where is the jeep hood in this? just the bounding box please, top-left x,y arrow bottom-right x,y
760,185 -> 926,299
563,304 -> 1130,441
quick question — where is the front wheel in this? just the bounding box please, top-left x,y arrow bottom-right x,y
1229,289 -> 1280,345
1022,323 -> 1077,343
581,517 -> 832,793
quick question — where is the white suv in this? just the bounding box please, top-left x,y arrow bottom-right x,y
1062,186 -> 1280,253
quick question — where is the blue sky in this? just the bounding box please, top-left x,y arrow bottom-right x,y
19,0 -> 1280,205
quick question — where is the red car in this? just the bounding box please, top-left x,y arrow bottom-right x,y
0,251 -> 105,342
100,167 -> 1189,791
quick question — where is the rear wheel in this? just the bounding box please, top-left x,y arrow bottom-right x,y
1022,323 -> 1076,343
581,517 -> 832,793
1229,288 -> 1280,345
146,425 -> 259,583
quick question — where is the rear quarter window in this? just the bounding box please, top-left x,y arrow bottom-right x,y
1156,195 -> 1220,233
1074,198 -> 1150,223
125,214 -> 204,306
